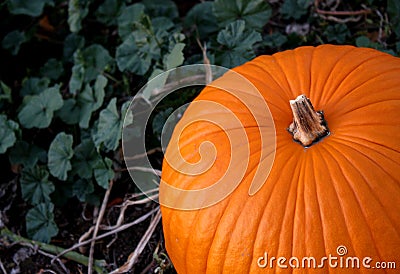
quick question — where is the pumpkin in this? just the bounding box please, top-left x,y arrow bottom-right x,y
159,45 -> 400,273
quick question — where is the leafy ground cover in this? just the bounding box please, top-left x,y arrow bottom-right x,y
0,0 -> 399,273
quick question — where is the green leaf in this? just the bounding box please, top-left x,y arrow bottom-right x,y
18,85 -> 63,129
20,166 -> 54,205
184,2 -> 219,39
1,30 -> 27,55
280,0 -> 312,20
388,0 -> 400,36
263,32 -> 288,48
40,58 -> 64,80
216,20 -> 262,67
48,132 -> 74,181
94,157 -> 114,189
68,0 -> 90,33
7,0 -> 54,17
323,24 -> 350,44
152,107 -> 173,139
72,179 -> 94,202
95,0 -> 123,26
117,3 -> 145,40
71,139 -> 101,179
70,44 -> 112,92
142,0 -> 178,19
63,33 -> 85,61
0,81 -> 12,104
213,0 -> 271,30
60,75 -> 106,127
116,32 -> 160,75
20,77 -> 50,96
92,98 -> 129,151
26,202 -> 58,243
9,141 -> 46,168
163,43 -> 185,70
0,115 -> 19,154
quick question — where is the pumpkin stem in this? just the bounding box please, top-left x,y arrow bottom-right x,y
288,94 -> 329,147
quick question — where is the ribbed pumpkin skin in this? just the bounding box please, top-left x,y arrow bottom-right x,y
160,45 -> 400,273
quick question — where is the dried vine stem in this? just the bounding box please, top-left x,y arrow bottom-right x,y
0,227 -> 108,274
88,180 -> 114,274
110,209 -> 162,273
52,207 -> 159,262
314,0 -> 371,16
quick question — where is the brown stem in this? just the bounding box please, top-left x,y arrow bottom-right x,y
288,95 -> 329,147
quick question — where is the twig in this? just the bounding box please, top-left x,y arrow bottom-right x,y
0,259 -> 7,274
110,209 -> 162,273
36,249 -> 69,274
196,38 -> 213,84
53,207 -> 159,261
0,227 -> 108,274
88,180 -> 114,274
124,147 -> 162,161
314,0 -> 371,16
127,166 -> 161,177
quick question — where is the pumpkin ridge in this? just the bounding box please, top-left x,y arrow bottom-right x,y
315,46 -> 376,107
246,57 -> 293,100
334,126 -> 400,157
321,143 -> 400,264
331,73 -> 400,113
312,147 -> 358,265
329,139 -> 400,192
309,45 -> 356,107
326,142 -> 400,233
237,61 -> 291,108
270,54 -> 299,98
332,137 -> 400,170
290,146 -> 309,265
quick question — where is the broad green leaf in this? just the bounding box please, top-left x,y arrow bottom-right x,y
1,30 -> 27,55
213,0 -> 271,30
388,0 -> 400,36
95,0 -> 123,26
26,202 -> 58,243
70,44 -> 112,93
18,85 -> 63,128
40,58 -> 64,80
9,141 -> 46,168
323,24 -> 350,44
117,3 -> 145,40
142,0 -> 178,19
20,166 -> 54,205
94,157 -> 114,189
63,33 -> 85,61
163,43 -> 185,70
7,0 -> 54,17
0,81 -> 12,108
92,98 -> 130,151
71,139 -> 101,179
184,2 -> 219,39
263,32 -> 288,48
20,77 -> 50,96
60,75 -> 106,127
72,179 -> 94,202
69,64 -> 85,94
116,32 -> 160,75
216,20 -> 262,67
68,0 -> 90,33
48,132 -> 73,181
0,115 -> 19,154
280,0 -> 312,20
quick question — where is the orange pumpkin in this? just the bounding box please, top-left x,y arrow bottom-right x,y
160,45 -> 400,273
